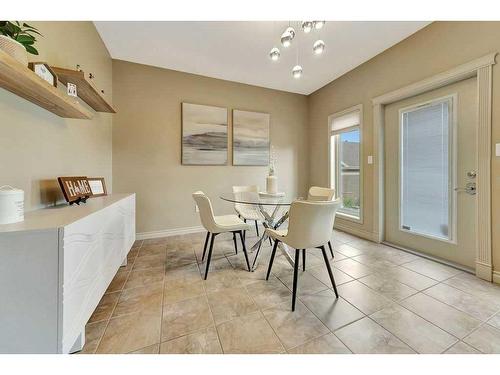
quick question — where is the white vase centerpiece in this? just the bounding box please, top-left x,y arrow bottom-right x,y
266,146 -> 278,194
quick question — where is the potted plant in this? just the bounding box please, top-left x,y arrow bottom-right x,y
0,21 -> 41,66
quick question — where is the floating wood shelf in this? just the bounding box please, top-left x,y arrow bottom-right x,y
0,50 -> 92,119
52,67 -> 116,113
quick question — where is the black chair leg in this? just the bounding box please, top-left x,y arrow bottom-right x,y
320,245 -> 338,298
204,234 -> 216,280
243,219 -> 247,241
232,232 -> 238,254
266,240 -> 279,280
328,241 -> 334,258
255,220 -> 259,236
292,249 -> 300,311
238,231 -> 251,272
302,249 -> 306,271
202,232 -> 210,261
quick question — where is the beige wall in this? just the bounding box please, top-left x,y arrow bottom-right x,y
112,60 -> 309,234
0,21 -> 113,209
308,21 -> 500,272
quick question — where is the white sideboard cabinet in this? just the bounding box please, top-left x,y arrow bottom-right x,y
0,193 -> 135,353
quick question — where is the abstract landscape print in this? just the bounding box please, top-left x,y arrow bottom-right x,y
232,110 -> 270,166
182,103 -> 228,165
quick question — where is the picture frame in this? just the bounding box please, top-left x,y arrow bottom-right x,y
57,176 -> 92,205
232,109 -> 270,166
88,177 -> 107,197
28,62 -> 58,87
67,82 -> 78,97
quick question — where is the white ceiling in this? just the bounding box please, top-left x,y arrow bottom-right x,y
94,21 -> 430,95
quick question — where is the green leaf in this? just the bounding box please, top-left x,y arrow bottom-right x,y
24,44 -> 38,55
16,34 -> 35,43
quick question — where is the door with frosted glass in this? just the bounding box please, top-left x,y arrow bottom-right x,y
384,77 -> 477,268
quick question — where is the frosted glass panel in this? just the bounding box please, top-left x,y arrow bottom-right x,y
400,100 -> 451,240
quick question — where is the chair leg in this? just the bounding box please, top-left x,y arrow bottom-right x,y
204,234 -> 216,280
302,249 -> 306,271
254,220 -> 259,236
266,240 -> 279,280
292,249 -> 300,311
320,245 -> 338,298
232,232 -> 238,254
243,219 -> 247,241
328,241 -> 334,258
202,232 -> 210,261
238,231 -> 251,272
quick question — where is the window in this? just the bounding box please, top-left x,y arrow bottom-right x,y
399,96 -> 455,241
329,106 -> 362,221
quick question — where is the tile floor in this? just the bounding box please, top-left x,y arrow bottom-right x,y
79,229 -> 500,354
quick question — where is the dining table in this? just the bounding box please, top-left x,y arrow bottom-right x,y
220,192 -> 296,271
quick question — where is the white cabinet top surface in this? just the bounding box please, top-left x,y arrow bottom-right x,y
0,193 -> 135,233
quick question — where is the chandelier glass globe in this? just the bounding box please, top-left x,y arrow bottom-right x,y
280,31 -> 293,47
292,65 -> 303,79
285,26 -> 296,39
313,40 -> 325,55
301,21 -> 313,33
269,47 -> 280,61
313,21 -> 325,30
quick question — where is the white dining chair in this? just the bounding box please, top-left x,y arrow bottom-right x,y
193,191 -> 253,279
307,186 -> 336,258
265,199 -> 342,311
232,185 -> 265,237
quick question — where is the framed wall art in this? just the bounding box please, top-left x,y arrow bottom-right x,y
232,109 -> 270,166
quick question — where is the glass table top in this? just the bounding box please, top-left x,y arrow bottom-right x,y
220,191 -> 296,206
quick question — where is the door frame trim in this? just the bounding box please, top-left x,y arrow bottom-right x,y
371,52 -> 497,281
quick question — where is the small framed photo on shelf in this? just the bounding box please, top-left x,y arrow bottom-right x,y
88,177 -> 107,197
28,62 -> 57,87
57,176 -> 92,205
67,82 -> 78,97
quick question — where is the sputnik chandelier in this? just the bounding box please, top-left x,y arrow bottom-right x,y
269,21 -> 326,79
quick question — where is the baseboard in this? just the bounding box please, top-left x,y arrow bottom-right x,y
493,271 -> 500,285
475,261 -> 493,282
334,221 -> 379,242
136,226 -> 205,240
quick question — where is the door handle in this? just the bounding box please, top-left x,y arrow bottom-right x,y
454,182 -> 476,195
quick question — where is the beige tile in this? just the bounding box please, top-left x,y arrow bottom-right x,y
444,272 -> 500,300
371,304 -> 457,353
161,295 -> 213,341
164,263 -> 201,288
143,237 -> 171,246
78,320 -> 107,354
444,341 -> 481,354
164,280 -> 205,305
203,269 -> 243,293
358,273 -> 418,301
207,286 -> 259,324
300,290 -> 364,331
307,265 -> 353,286
337,280 -> 392,315
288,333 -> 351,354
424,283 -> 499,321
351,254 -> 398,273
245,277 -> 292,310
278,271 -> 328,296
335,317 -> 414,354
232,263 -> 269,286
198,256 -> 233,273
262,301 -> 329,350
138,244 -> 166,258
335,244 -> 365,257
334,259 -> 374,279
217,311 -> 284,354
402,258 -> 462,281
379,251 -> 420,265
106,270 -> 130,293
488,313 -> 500,330
97,310 -> 161,354
383,266 -> 438,291
124,267 -> 165,290
463,324 -> 500,353
132,240 -> 143,248
130,344 -> 160,354
89,292 -> 120,323
401,293 -> 481,338
160,327 -> 222,354
133,253 -> 166,270
112,283 -> 163,318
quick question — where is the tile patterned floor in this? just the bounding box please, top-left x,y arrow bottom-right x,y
79,229 -> 500,354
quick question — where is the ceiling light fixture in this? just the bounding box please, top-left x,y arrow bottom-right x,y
313,39 -> 325,55
269,47 -> 280,61
301,21 -> 313,33
280,30 -> 293,47
313,21 -> 325,30
292,65 -> 303,79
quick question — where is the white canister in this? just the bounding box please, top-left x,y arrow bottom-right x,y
266,175 -> 278,195
0,186 -> 24,224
